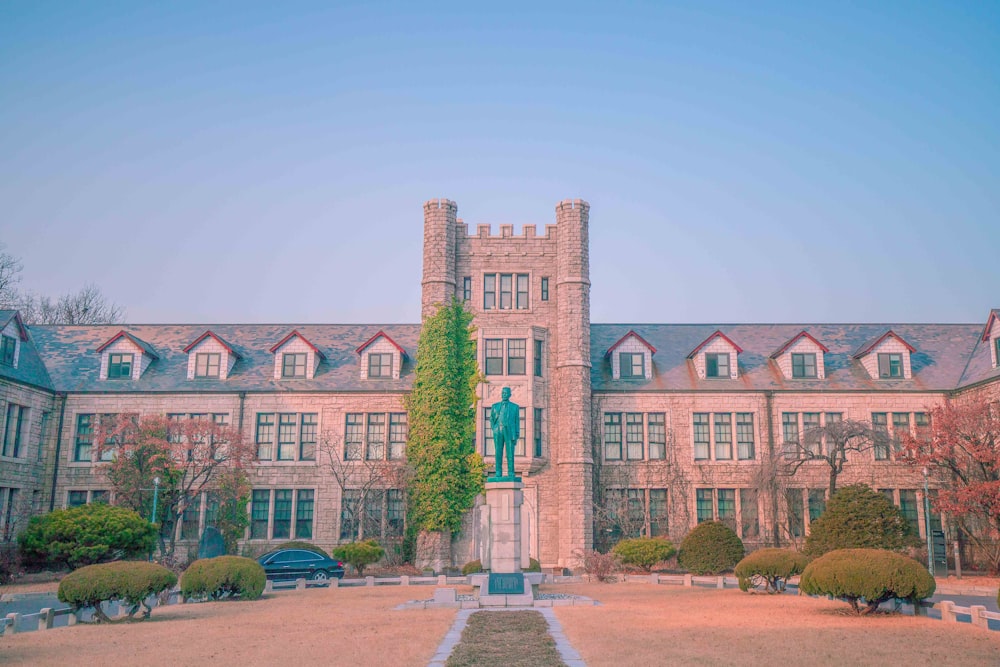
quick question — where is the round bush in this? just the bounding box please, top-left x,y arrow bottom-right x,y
18,504 -> 156,569
612,537 -> 676,572
804,485 -> 917,557
462,560 -> 483,575
273,541 -> 329,557
332,539 -> 385,577
735,548 -> 810,593
58,561 -> 177,622
181,556 -> 266,601
799,548 -> 935,615
526,557 -> 541,573
678,522 -> 745,575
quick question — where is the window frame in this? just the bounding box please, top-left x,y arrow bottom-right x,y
705,352 -> 729,379
194,352 -> 221,378
367,352 -> 393,378
107,353 -> 134,380
0,335 -> 15,366
619,352 -> 644,379
462,276 -> 472,301
507,339 -> 526,376
484,339 -> 504,375
533,339 -> 543,377
877,352 -> 903,379
281,352 -> 307,379
540,277 -> 549,301
791,352 -> 817,379
73,414 -> 95,462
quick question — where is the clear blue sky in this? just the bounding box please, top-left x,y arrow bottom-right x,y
2,1 -> 997,324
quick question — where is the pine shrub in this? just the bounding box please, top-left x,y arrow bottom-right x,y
18,504 -> 156,569
612,537 -> 676,572
804,485 -> 918,557
735,548 -> 810,593
678,522 -> 745,575
180,556 -> 266,601
526,557 -> 542,573
799,548 -> 935,614
332,539 -> 385,577
58,561 -> 177,622
461,560 -> 483,575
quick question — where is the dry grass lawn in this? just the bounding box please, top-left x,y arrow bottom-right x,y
553,583 -> 1000,666
1,585 -> 463,666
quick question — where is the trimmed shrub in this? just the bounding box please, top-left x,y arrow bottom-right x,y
735,548 -> 810,593
613,537 -> 677,572
462,560 -> 483,575
273,541 -> 329,557
180,556 -> 266,601
678,522 -> 745,575
804,485 -> 917,557
18,504 -> 156,569
332,539 -> 385,577
58,561 -> 177,622
800,548 -> 935,614
526,557 -> 541,573
576,549 -> 620,583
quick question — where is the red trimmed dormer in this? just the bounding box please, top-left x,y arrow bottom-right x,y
853,330 -> 916,380
0,311 -> 28,369
606,330 -> 656,380
356,330 -> 408,380
96,330 -> 159,381
771,331 -> 829,380
183,330 -> 241,380
269,330 -> 325,380
688,330 -> 742,380
982,309 -> 1000,369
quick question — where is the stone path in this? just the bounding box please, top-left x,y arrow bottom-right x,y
428,607 -> 585,667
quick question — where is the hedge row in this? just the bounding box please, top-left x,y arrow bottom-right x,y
57,561 -> 176,622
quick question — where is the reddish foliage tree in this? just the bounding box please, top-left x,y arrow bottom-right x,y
94,414 -> 255,556
900,394 -> 1000,572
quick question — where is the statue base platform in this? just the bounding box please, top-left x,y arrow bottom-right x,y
483,480 -> 527,573
486,474 -> 521,483
468,572 -> 545,607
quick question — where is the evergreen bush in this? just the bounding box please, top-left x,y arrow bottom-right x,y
461,560 -> 483,575
735,548 -> 810,593
612,537 -> 676,571
526,557 -> 541,573
332,539 -> 385,577
799,548 -> 935,614
677,522 -> 745,575
804,485 -> 918,557
180,556 -> 266,601
18,504 -> 156,569
57,561 -> 177,622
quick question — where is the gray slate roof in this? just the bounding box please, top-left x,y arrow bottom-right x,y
591,323 -> 998,392
8,317 -> 999,394
0,310 -> 53,391
28,324 -> 422,393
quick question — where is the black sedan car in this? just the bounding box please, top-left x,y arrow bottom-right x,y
257,549 -> 345,583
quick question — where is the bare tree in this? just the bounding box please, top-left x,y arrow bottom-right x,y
319,430 -> 411,545
0,245 -> 124,324
783,418 -> 890,496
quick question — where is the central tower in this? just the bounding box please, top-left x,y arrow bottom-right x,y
420,198 -> 594,568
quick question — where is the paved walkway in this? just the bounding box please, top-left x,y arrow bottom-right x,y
428,607 -> 585,667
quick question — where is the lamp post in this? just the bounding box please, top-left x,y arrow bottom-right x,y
923,467 -> 934,577
151,476 -> 160,525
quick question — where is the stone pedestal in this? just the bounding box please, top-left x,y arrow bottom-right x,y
484,480 -> 526,573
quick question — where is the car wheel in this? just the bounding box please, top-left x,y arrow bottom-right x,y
311,570 -> 329,582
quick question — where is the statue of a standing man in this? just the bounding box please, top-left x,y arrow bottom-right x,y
489,387 -> 520,480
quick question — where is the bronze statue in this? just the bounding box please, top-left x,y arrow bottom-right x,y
489,387 -> 520,480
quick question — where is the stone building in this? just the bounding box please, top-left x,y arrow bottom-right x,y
1,200 -> 999,570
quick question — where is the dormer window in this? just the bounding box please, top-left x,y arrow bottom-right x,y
706,353 -> 730,379
606,330 -> 656,380
195,353 -> 221,378
982,310 -> 1000,369
878,353 -> 903,379
107,353 -> 133,379
282,353 -> 307,379
792,353 -> 817,378
356,330 -> 407,381
620,352 -> 644,379
688,330 -> 741,380
1,335 -> 15,366
368,353 -> 393,378
853,330 -> 914,381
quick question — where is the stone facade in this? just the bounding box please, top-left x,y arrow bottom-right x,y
0,203 -> 998,571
